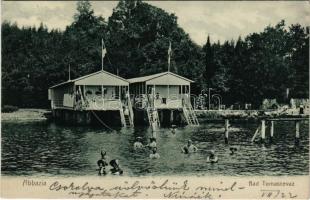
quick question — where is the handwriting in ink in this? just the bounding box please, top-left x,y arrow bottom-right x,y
261,189 -> 298,199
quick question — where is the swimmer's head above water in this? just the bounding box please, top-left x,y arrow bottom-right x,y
101,150 -> 107,159
110,159 -> 120,169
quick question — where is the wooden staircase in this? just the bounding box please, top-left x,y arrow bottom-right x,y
124,113 -> 131,127
183,103 -> 199,126
120,93 -> 134,127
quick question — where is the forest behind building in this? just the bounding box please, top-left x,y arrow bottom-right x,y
2,0 -> 309,108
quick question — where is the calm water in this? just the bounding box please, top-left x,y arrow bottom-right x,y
1,120 -> 309,177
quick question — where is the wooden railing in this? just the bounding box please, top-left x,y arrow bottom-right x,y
83,99 -> 122,110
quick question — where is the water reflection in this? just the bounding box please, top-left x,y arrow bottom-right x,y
1,120 -> 309,177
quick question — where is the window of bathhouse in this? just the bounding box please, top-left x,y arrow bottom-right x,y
115,86 -> 119,99
86,90 -> 92,96
180,85 -> 187,94
121,86 -> 127,99
95,86 -> 102,96
156,92 -> 160,100
76,86 -> 82,95
184,85 -> 189,93
147,85 -> 153,94
102,88 -> 107,95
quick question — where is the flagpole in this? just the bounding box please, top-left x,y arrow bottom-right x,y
68,64 -> 71,80
101,39 -> 104,71
168,41 -> 171,72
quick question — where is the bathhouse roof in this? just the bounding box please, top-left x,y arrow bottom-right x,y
50,70 -> 129,89
127,71 -> 194,85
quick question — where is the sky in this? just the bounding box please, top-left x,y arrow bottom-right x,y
1,1 -> 309,45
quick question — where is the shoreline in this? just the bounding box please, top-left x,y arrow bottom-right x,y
1,109 -> 50,122
1,108 -> 308,122
195,108 -> 309,121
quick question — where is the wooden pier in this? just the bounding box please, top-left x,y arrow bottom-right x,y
220,117 -> 308,145
251,117 -> 308,145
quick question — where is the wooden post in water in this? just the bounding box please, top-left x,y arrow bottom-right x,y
261,120 -> 266,143
170,110 -> 174,124
85,111 -> 92,125
270,121 -> 274,143
295,121 -> 300,146
152,123 -> 157,138
152,130 -> 157,138
224,119 -> 229,144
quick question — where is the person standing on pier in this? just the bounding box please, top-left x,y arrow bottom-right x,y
299,104 -> 304,115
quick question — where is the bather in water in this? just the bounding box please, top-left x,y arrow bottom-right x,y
109,159 -> 123,175
146,137 -> 157,149
181,140 -> 198,154
207,150 -> 218,163
229,147 -> 238,155
170,125 -> 177,134
149,147 -> 160,159
97,150 -> 108,175
133,137 -> 144,150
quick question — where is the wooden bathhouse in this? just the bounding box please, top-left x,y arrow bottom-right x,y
128,71 -> 199,127
48,70 -> 134,127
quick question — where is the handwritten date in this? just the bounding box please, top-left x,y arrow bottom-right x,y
261,189 -> 298,199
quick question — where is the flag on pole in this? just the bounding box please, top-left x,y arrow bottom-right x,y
168,41 -> 171,72
68,64 -> 71,80
102,39 -> 107,70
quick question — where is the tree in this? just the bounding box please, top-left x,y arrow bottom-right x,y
106,0 -> 203,82
65,0 -> 107,77
1,1 -> 308,109
227,36 -> 248,104
288,24 -> 309,98
202,35 -> 215,89
239,20 -> 292,106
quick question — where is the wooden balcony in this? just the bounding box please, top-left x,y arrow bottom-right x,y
83,99 -> 122,110
154,99 -> 182,109
52,97 -> 123,111
133,94 -> 191,110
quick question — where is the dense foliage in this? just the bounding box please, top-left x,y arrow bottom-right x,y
1,105 -> 19,113
2,0 -> 308,108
